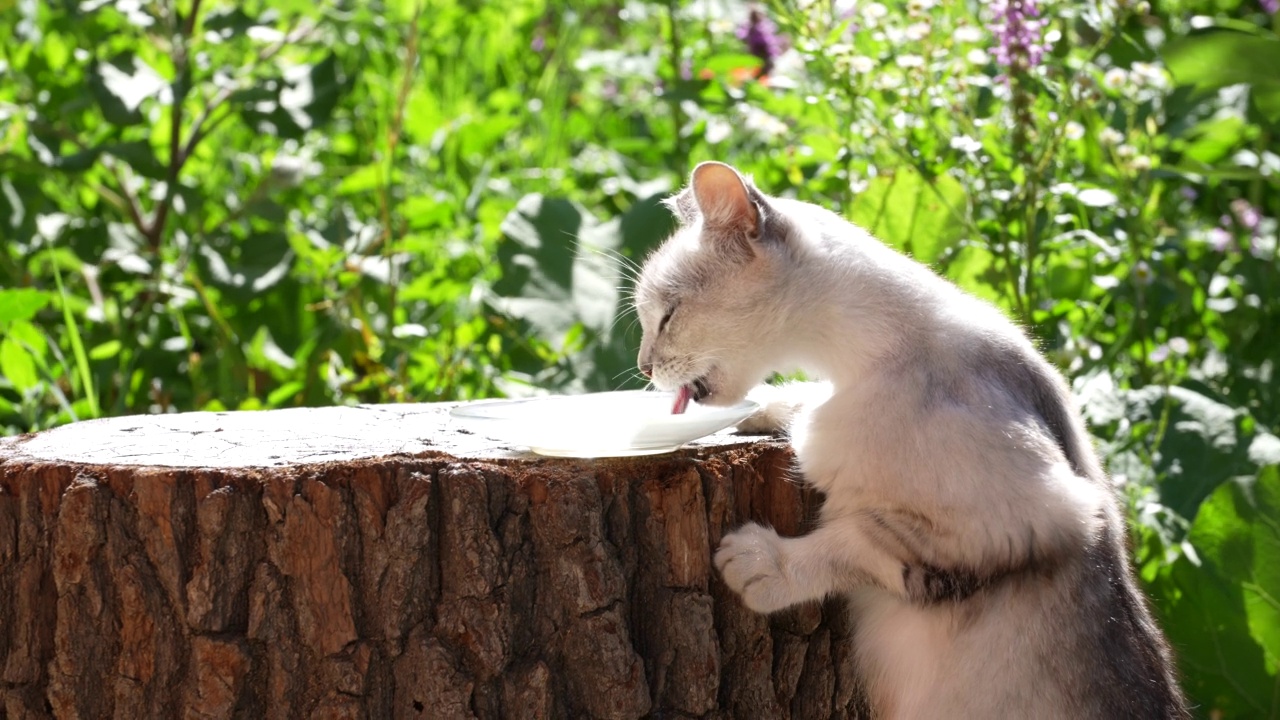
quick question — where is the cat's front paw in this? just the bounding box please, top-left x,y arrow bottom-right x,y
714,523 -> 796,614
735,384 -> 800,435
735,381 -> 831,435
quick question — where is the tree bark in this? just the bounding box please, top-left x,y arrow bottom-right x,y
0,403 -> 866,719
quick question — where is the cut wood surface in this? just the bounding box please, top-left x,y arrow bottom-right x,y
0,403 -> 866,719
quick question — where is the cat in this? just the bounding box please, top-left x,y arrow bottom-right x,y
634,161 -> 1188,719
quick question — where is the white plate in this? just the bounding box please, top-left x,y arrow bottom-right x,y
449,390 -> 758,458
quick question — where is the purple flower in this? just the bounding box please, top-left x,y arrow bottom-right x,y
1230,198 -> 1261,232
991,0 -> 1050,76
737,9 -> 786,74
531,34 -> 545,52
1207,227 -> 1233,252
1179,186 -> 1198,202
1262,0 -> 1278,15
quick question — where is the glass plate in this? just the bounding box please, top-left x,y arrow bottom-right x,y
449,390 -> 758,457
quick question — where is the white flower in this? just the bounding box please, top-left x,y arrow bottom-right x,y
892,111 -> 922,129
1064,121 -> 1084,140
908,0 -> 937,13
1103,67 -> 1128,90
740,106 -> 787,140
874,72 -> 904,90
708,19 -> 735,35
1116,143 -> 1136,158
953,26 -> 983,43
1131,155 -> 1152,171
863,3 -> 888,19
897,54 -> 925,69
1098,127 -> 1124,145
1133,261 -> 1154,286
1077,188 -> 1118,207
950,134 -> 983,155
905,22 -> 931,41
966,49 -> 989,65
1130,62 -> 1168,89
850,55 -> 876,74
833,0 -> 858,16
270,152 -> 322,186
705,117 -> 732,144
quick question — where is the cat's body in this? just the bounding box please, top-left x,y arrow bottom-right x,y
635,162 -> 1188,718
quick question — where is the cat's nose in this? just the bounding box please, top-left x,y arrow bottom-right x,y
639,362 -> 653,378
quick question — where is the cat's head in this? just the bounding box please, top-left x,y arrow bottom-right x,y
634,161 -> 798,406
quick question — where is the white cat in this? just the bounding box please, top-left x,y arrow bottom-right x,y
635,162 -> 1187,718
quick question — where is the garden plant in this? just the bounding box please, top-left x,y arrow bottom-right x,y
1,0 -> 1278,715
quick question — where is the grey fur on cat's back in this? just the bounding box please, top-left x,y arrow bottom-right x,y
635,161 -> 1189,719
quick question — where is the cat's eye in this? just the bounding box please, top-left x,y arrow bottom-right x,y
658,306 -> 676,333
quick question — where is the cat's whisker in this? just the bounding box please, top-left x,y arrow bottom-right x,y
598,245 -> 645,276
605,301 -> 640,333
610,368 -> 648,388
578,243 -> 645,286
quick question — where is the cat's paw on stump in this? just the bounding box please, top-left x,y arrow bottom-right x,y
734,403 -> 794,435
735,381 -> 832,435
714,523 -> 796,614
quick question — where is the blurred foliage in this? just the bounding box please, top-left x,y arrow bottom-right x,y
2,0 -> 1279,715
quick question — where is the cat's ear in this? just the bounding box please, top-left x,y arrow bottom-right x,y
662,188 -> 698,224
690,162 -> 759,235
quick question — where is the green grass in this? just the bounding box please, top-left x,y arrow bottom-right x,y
1,0 -> 1279,714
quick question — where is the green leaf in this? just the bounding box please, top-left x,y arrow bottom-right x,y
701,52 -> 763,75
491,191 -> 675,393
51,257 -> 99,418
1163,30 -> 1280,120
196,232 -> 295,297
89,340 -> 122,360
1190,478 -> 1257,580
1157,550 -> 1276,716
1253,83 -> 1280,124
1248,467 -> 1280,671
266,381 -> 305,407
0,288 -> 52,326
88,54 -> 166,126
849,168 -> 967,265
492,193 -> 588,343
1164,31 -> 1280,91
0,336 -> 39,392
202,7 -> 259,34
29,132 -> 103,172
302,53 -> 344,128
244,326 -> 297,375
1166,467 -> 1280,712
1180,115 -> 1249,166
1107,385 -> 1260,520
104,140 -> 167,179
6,320 -> 48,361
945,244 -> 1002,303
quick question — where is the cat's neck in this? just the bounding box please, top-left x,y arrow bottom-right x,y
778,221 -> 958,385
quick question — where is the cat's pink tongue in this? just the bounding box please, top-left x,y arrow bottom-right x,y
671,385 -> 692,415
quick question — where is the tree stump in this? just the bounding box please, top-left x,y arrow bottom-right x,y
0,403 -> 866,719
